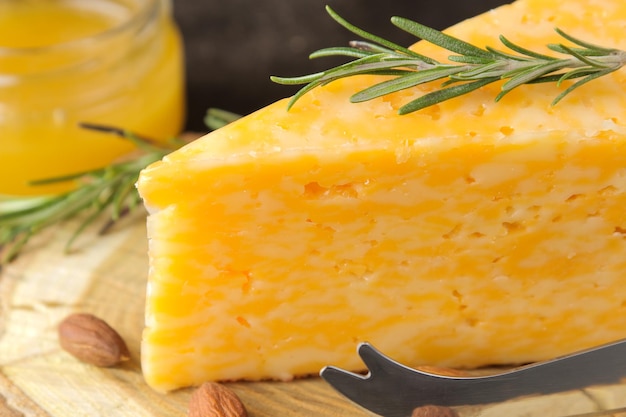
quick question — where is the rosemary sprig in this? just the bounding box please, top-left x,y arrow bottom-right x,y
0,109 -> 240,264
0,127 -> 175,264
271,6 -> 626,114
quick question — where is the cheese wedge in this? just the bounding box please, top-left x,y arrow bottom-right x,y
137,0 -> 626,392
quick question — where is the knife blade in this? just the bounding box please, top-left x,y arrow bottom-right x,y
320,338 -> 626,417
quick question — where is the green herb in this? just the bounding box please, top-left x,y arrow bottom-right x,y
0,126 -> 174,264
204,108 -> 242,131
0,109 -> 239,264
271,6 -> 626,114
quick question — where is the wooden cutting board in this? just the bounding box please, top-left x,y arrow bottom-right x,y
1,211 -> 626,417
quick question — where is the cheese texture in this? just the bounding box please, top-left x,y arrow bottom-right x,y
137,0 -> 626,392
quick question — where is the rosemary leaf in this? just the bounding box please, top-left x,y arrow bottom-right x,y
452,61 -> 510,80
547,44 -> 608,57
554,28 -> 617,53
0,195 -> 63,224
204,108 -> 242,131
324,6 -> 436,64
309,46 -> 371,59
501,59 -> 575,92
391,16 -> 491,59
284,81 -> 324,111
552,66 -> 620,105
485,46 -> 534,61
113,176 -> 141,219
556,67 -> 600,86
498,35 -> 557,61
65,185 -> 118,252
348,41 -> 396,55
351,66 -> 467,102
447,55 -> 494,64
315,57 -> 427,80
553,44 -> 613,68
398,77 -> 498,115
270,72 -> 326,86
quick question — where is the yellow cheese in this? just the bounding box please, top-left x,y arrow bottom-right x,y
137,0 -> 626,392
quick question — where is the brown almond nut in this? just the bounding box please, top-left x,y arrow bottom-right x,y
189,382 -> 248,417
412,405 -> 459,417
58,313 -> 130,367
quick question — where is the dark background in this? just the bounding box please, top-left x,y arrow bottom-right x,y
172,0 -> 514,131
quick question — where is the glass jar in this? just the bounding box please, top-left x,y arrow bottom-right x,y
0,0 -> 185,195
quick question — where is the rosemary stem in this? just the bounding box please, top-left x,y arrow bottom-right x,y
596,51 -> 626,66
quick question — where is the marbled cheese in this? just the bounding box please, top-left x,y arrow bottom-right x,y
137,0 -> 626,392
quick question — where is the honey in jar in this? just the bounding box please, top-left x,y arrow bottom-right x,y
0,0 -> 185,195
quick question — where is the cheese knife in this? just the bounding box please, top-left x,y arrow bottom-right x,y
320,338 -> 626,417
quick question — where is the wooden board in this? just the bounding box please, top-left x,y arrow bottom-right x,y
1,212 -> 626,417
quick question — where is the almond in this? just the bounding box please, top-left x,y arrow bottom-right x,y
412,405 -> 459,417
189,382 -> 248,417
58,313 -> 130,367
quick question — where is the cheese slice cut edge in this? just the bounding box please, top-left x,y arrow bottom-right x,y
137,0 -> 626,392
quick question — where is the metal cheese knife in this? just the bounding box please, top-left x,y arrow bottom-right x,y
320,338 -> 626,417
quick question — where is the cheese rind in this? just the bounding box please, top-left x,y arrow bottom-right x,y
138,0 -> 626,392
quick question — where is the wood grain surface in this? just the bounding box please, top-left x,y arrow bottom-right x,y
1,212 -> 626,417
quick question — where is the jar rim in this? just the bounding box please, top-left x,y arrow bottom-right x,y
0,0 -> 160,56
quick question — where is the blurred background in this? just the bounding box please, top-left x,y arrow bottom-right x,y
172,0 -> 513,131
